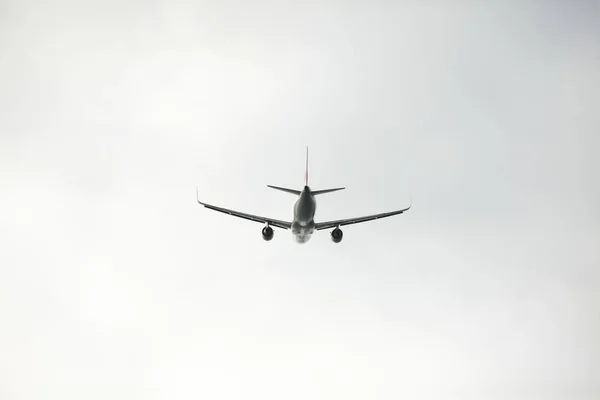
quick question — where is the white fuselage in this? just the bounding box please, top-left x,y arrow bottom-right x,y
291,186 -> 316,243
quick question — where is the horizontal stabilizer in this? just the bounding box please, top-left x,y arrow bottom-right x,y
312,187 -> 345,196
267,185 -> 301,195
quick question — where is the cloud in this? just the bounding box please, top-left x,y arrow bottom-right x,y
1,1 -> 598,399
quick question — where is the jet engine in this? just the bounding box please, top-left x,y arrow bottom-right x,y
262,226 -> 274,241
331,227 -> 343,243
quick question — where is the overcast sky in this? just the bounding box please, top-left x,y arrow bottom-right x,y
1,1 -> 599,399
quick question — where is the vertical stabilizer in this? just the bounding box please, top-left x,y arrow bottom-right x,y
305,146 -> 309,186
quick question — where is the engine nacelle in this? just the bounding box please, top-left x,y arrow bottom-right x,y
331,227 -> 343,243
262,226 -> 274,241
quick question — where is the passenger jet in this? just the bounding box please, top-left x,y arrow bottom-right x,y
196,148 -> 411,243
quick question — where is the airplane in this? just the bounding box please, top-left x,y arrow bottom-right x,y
196,148 -> 411,244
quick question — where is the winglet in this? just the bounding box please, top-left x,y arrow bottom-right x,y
196,186 -> 202,205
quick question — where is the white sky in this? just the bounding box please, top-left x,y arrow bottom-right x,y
1,1 -> 599,399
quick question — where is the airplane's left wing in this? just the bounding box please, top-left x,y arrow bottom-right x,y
315,204 -> 411,231
197,189 -> 291,230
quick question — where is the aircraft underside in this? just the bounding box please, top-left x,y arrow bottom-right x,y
196,147 -> 410,244
292,221 -> 314,244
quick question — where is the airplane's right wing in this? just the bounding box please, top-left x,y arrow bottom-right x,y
197,189 -> 291,230
315,204 -> 411,231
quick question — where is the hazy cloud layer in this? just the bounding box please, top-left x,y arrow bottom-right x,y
1,1 -> 599,399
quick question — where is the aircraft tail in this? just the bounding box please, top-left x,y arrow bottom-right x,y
304,147 -> 344,195
267,148 -> 344,196
312,187 -> 346,195
267,185 -> 301,195
304,146 -> 309,186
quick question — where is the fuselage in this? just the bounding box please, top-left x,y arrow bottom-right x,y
291,186 -> 316,243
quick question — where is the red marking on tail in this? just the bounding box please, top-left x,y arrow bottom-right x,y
304,146 -> 309,186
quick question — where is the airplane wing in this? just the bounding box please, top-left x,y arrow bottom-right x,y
197,189 -> 292,230
315,204 -> 411,231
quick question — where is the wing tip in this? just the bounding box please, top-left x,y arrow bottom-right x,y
196,186 -> 206,206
